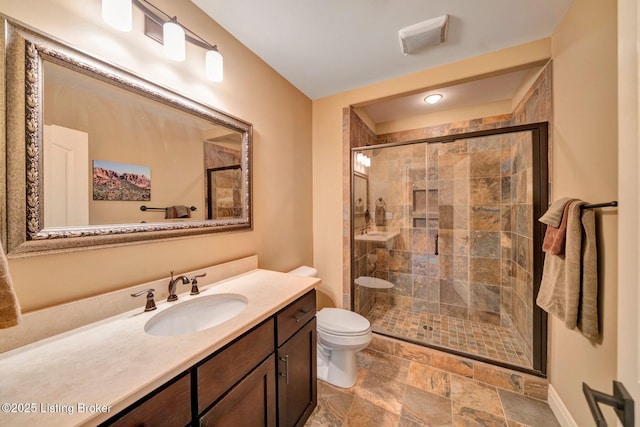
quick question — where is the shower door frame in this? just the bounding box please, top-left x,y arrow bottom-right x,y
350,122 -> 549,377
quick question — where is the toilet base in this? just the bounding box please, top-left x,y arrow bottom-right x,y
317,347 -> 358,388
317,351 -> 329,383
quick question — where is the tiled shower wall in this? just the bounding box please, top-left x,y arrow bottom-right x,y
347,63 -> 552,365
203,143 -> 242,219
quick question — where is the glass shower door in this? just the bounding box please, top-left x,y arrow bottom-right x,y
351,123 -> 548,374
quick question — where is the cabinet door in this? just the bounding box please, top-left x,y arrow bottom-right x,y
200,354 -> 276,427
277,318 -> 317,427
105,373 -> 191,427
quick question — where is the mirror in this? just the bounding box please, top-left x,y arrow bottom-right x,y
2,18 -> 253,255
353,171 -> 369,233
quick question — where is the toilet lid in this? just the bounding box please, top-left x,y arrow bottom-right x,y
316,308 -> 370,335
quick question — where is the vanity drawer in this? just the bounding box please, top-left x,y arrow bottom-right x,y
196,319 -> 275,414
276,290 -> 316,346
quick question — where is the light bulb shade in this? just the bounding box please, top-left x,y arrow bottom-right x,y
102,0 -> 132,32
163,21 -> 186,61
424,94 -> 443,104
206,50 -> 224,82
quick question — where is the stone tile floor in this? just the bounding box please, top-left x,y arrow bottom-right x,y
367,304 -> 532,368
304,346 -> 560,427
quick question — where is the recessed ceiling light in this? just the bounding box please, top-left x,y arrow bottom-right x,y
424,94 -> 443,104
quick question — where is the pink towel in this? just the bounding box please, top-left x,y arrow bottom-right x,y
542,202 -> 571,255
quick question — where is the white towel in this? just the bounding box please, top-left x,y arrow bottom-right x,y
0,241 -> 21,329
536,200 -> 598,340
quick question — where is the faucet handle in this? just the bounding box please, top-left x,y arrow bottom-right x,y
131,288 -> 157,312
189,273 -> 207,295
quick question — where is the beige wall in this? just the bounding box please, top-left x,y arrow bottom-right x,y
550,0 -> 618,425
0,0 -> 313,311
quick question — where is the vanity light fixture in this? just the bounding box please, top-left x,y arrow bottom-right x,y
205,49 -> 224,82
424,93 -> 443,104
163,18 -> 186,61
101,0 -> 223,81
102,0 -> 133,32
356,153 -> 371,168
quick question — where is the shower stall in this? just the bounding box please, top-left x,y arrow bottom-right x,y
351,123 -> 548,374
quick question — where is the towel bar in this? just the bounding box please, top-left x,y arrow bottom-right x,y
140,205 -> 197,212
581,201 -> 618,209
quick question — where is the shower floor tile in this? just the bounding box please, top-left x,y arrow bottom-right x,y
366,304 -> 532,368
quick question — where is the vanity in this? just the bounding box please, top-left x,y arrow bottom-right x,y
0,15 -> 317,426
0,258 -> 319,426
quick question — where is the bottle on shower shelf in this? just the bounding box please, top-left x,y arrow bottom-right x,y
375,197 -> 386,226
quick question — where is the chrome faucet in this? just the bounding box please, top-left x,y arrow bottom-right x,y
167,271 -> 190,302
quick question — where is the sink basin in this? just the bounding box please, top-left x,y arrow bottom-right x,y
144,294 -> 248,336
353,230 -> 400,243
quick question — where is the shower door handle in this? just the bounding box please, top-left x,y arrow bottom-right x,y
434,233 -> 439,255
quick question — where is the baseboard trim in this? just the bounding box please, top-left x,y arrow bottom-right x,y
548,384 -> 578,427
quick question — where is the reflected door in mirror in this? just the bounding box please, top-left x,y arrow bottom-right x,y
43,124 -> 89,228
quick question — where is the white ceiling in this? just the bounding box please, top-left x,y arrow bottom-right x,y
191,0 -> 572,102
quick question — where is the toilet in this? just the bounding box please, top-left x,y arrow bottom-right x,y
288,266 -> 372,388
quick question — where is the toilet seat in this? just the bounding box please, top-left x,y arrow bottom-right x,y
316,308 -> 370,336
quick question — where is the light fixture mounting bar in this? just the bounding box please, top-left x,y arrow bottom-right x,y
132,0 -> 217,51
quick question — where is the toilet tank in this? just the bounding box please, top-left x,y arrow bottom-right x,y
287,266 -> 318,278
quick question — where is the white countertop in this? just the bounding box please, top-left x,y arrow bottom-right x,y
0,269 -> 319,426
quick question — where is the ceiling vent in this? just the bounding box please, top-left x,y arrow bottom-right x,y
398,15 -> 449,56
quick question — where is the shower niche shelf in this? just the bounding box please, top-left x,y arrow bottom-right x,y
412,189 -> 437,228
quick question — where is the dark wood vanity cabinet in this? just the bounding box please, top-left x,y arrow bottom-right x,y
276,291 -> 317,427
199,355 -> 277,427
197,319 -> 276,426
101,290 -> 316,427
107,373 -> 191,427
277,319 -> 317,427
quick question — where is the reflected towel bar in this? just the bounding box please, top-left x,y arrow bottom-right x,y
581,201 -> 618,209
140,205 -> 197,212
